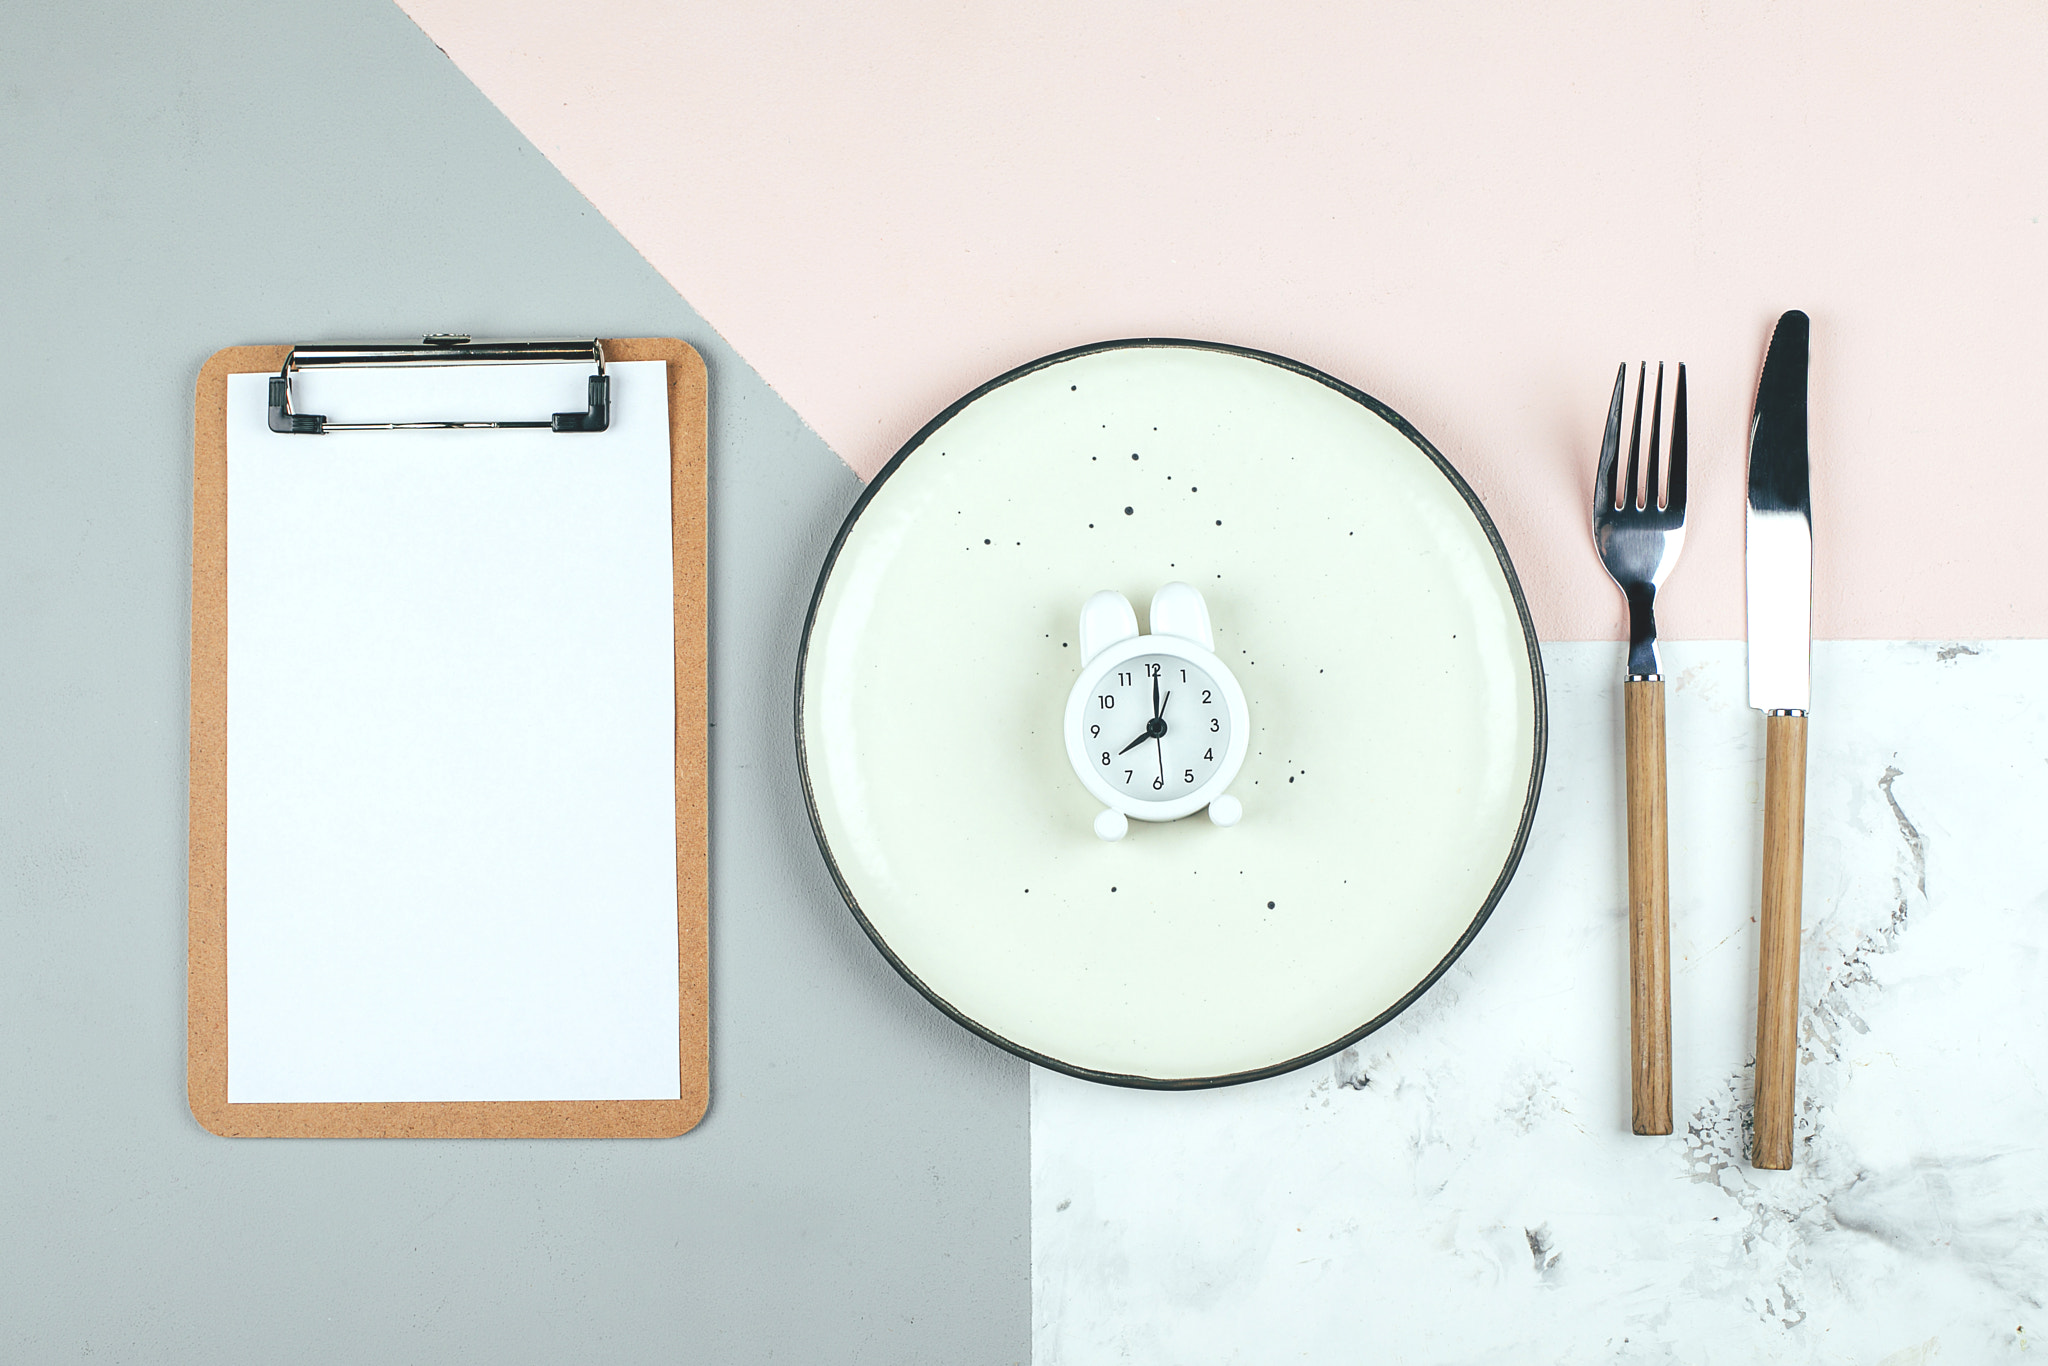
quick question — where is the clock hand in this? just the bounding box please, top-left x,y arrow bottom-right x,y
1117,698 -> 1172,756
1152,673 -> 1161,720
1156,736 -> 1165,782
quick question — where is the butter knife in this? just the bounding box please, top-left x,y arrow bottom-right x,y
1745,309 -> 1812,1171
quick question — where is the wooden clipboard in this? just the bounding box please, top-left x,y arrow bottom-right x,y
188,337 -> 709,1138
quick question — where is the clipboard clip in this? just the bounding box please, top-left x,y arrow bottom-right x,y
268,336 -> 610,434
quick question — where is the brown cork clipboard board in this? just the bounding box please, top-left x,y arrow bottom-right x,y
188,338 -> 708,1138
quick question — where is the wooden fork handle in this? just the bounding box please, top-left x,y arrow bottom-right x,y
1752,712 -> 1808,1169
1623,679 -> 1673,1135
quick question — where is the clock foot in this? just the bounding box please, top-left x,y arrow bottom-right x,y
1208,795 -> 1242,827
1093,809 -> 1129,842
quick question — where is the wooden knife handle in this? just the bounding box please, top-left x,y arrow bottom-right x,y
1624,679 -> 1673,1135
1753,711 -> 1808,1169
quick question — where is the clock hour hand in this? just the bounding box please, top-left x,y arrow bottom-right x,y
1118,700 -> 1171,755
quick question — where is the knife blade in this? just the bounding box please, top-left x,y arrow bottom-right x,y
1745,308 -> 1811,1172
1747,311 -> 1812,711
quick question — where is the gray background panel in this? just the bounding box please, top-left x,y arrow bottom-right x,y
0,3 -> 1027,1361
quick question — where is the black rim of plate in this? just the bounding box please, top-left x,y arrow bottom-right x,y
794,338 -> 1549,1089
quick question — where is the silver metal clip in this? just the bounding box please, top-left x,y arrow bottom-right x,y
267,337 -> 609,434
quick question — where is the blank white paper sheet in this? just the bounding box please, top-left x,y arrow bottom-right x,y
224,360 -> 680,1103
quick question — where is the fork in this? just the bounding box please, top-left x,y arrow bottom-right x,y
1592,361 -> 1687,1136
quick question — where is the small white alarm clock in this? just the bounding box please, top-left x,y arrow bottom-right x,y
1064,583 -> 1250,841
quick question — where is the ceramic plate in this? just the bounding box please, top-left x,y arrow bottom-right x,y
798,341 -> 1544,1086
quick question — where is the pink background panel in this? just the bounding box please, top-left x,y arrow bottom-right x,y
399,0 -> 2048,642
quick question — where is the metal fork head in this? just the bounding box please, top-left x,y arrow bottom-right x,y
1592,361 -> 1688,678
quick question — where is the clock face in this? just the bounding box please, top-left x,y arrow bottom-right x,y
1078,654 -> 1232,802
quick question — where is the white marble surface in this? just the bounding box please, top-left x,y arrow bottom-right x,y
1034,642 -> 2048,1365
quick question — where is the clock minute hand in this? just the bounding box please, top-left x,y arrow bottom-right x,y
1118,696 -> 1172,756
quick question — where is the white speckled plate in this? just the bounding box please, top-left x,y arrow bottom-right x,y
798,341 -> 1545,1086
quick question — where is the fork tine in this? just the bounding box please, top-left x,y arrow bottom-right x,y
1646,362 -> 1665,511
1668,363 -> 1687,514
1596,362 -> 1626,514
1624,362 -> 1646,511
